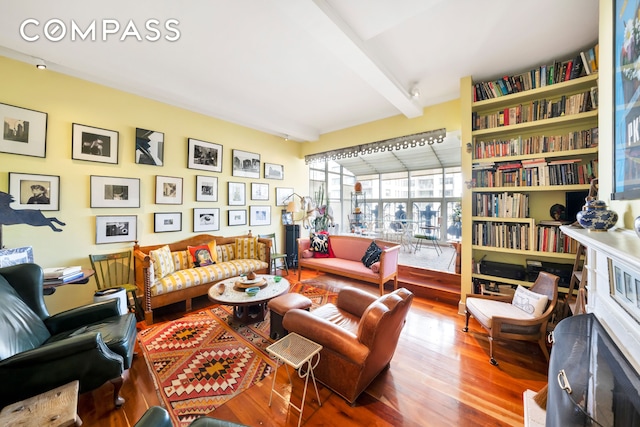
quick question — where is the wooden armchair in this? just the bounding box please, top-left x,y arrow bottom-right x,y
462,271 -> 559,366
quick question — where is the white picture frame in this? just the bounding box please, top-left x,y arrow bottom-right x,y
250,205 -> 271,226
72,123 -> 119,164
195,175 -> 218,202
251,182 -> 269,200
228,209 -> 247,226
228,182 -> 246,206
90,175 -> 140,208
276,187 -> 294,206
264,162 -> 284,180
0,102 -> 47,158
193,208 -> 220,232
96,215 -> 137,244
154,212 -> 182,232
155,175 -> 183,205
8,172 -> 60,211
232,149 -> 260,178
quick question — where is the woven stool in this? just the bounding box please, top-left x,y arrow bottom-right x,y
267,293 -> 312,340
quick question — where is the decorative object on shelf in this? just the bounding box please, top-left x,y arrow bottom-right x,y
549,204 -> 566,221
354,181 -> 362,192
576,199 -> 618,232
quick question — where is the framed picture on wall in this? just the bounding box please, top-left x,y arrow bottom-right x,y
136,127 -> 164,166
276,187 -> 294,206
188,138 -> 223,172
195,175 -> 218,202
249,205 -> 271,226
154,212 -> 182,233
228,181 -> 245,206
0,102 -> 47,158
232,149 -> 260,178
228,209 -> 247,226
95,215 -> 137,244
155,175 -> 183,204
72,123 -> 119,164
251,182 -> 269,200
8,172 -> 60,211
193,208 -> 220,232
264,162 -> 284,180
90,175 -> 140,208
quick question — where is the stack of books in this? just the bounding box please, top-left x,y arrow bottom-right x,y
43,266 -> 83,285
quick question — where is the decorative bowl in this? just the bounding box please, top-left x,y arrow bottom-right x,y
245,287 -> 260,297
273,276 -> 282,282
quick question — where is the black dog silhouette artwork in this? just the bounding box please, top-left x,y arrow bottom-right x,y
0,191 -> 65,232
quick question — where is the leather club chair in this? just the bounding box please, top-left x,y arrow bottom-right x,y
282,286 -> 414,404
134,406 -> 249,427
0,263 -> 137,408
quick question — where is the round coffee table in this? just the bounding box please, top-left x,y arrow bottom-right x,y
208,274 -> 290,324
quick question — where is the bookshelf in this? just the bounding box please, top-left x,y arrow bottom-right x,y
461,68 -> 598,296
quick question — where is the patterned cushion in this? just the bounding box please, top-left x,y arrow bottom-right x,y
187,244 -> 215,267
149,245 -> 175,279
361,241 -> 382,268
235,237 -> 259,260
207,241 -> 218,264
216,244 -> 235,262
512,285 -> 548,316
172,250 -> 191,270
310,232 -> 329,253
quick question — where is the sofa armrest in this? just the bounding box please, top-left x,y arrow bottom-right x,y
378,245 -> 400,279
297,238 -> 310,259
283,309 -> 369,364
336,287 -> 377,317
45,299 -> 121,334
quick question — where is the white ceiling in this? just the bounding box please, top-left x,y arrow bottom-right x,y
0,0 -> 599,166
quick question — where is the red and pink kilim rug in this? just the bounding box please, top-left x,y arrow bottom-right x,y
138,281 -> 337,426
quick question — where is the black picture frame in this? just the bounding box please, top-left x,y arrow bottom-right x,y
0,102 -> 47,158
193,208 -> 220,232
251,182 -> 269,200
614,0 -> 640,200
195,175 -> 218,202
136,128 -> 164,166
72,123 -> 119,164
228,209 -> 247,226
188,138 -> 223,173
155,175 -> 183,205
8,172 -> 60,211
232,149 -> 260,178
249,205 -> 271,226
264,162 -> 284,180
154,212 -> 182,232
90,175 -> 140,208
95,215 -> 137,244
228,181 -> 246,206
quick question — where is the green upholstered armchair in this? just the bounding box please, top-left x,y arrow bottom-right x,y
134,406 -> 250,427
0,263 -> 137,408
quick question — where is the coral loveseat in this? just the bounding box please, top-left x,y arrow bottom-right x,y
133,233 -> 271,324
297,234 -> 401,295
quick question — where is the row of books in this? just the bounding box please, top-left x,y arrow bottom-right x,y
43,265 -> 83,284
473,192 -> 529,218
473,44 -> 599,102
472,127 -> 598,159
472,158 -> 598,188
473,222 -> 578,254
472,88 -> 596,130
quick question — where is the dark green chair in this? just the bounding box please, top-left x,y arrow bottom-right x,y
259,233 -> 288,275
134,406 -> 250,427
0,263 -> 137,408
89,250 -> 142,318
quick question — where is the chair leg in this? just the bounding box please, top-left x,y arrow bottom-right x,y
462,311 -> 470,332
488,336 -> 498,366
111,376 -> 125,408
539,337 -> 550,362
283,259 -> 289,276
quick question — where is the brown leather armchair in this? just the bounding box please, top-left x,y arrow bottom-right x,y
282,286 -> 414,404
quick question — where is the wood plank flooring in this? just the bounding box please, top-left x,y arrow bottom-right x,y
76,270 -> 549,426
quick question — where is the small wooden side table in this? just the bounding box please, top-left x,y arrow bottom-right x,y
266,332 -> 322,427
0,381 -> 82,426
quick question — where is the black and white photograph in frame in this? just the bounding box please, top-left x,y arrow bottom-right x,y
193,208 -> 220,232
275,187 -> 294,206
154,212 -> 182,233
90,175 -> 140,208
232,149 -> 260,178
136,128 -> 164,166
251,182 -> 269,200
195,175 -> 218,202
0,102 -> 47,158
228,209 -> 247,226
155,175 -> 183,205
249,205 -> 271,226
96,215 -> 137,244
609,257 -> 640,324
264,162 -> 284,180
188,138 -> 222,173
72,123 -> 119,164
8,172 -> 60,211
228,181 -> 246,206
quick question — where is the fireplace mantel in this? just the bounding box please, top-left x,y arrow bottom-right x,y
560,225 -> 640,374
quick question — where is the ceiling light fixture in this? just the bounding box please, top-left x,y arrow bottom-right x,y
409,83 -> 420,99
35,58 -> 46,70
304,128 -> 446,164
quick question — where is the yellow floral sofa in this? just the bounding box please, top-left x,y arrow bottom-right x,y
133,233 -> 271,324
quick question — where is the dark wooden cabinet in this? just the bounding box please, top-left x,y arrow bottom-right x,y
285,224 -> 299,267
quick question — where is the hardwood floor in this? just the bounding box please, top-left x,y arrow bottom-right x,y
77,270 -> 549,426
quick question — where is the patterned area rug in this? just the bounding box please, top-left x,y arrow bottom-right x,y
138,281 -> 337,426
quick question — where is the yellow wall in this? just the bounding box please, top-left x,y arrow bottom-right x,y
0,55 -> 307,313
